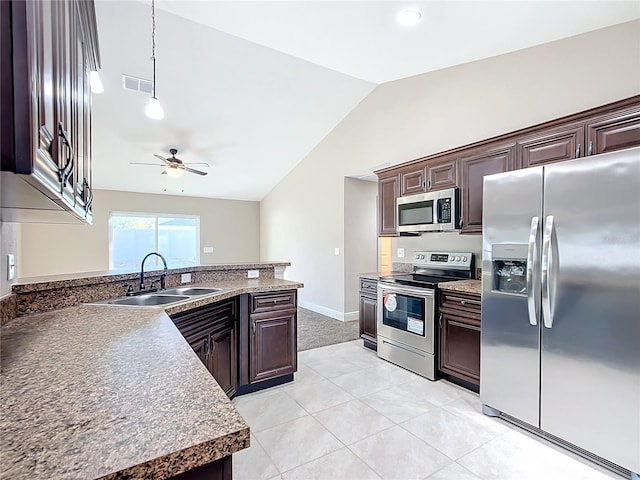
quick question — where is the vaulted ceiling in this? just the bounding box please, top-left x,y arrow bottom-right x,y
91,1 -> 640,201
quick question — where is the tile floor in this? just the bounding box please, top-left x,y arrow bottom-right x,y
232,340 -> 622,480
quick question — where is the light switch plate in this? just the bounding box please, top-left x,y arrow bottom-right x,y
203,247 -> 214,253
397,248 -> 405,258
7,254 -> 15,281
334,248 -> 340,256
181,273 -> 192,283
247,270 -> 259,278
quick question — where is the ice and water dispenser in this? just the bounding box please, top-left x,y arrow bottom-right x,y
491,244 -> 528,295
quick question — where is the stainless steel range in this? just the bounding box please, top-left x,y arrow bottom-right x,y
377,251 -> 474,380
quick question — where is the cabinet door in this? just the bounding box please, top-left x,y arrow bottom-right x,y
439,311 -> 480,386
459,145 -> 515,234
209,322 -> 237,398
517,125 -> 585,168
427,156 -> 458,191
189,332 -> 211,369
55,0 -> 76,206
250,310 -> 297,383
359,295 -> 377,350
400,164 -> 427,196
586,107 -> 640,155
17,1 -> 62,195
378,174 -> 399,236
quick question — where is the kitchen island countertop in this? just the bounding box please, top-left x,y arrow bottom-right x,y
0,277 -> 303,479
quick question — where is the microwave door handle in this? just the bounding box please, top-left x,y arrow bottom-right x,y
526,216 -> 540,326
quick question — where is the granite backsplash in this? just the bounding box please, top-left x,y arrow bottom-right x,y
8,263 -> 289,319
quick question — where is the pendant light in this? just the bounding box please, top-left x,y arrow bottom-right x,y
145,0 -> 164,120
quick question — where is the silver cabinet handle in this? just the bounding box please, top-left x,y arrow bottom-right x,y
252,319 -> 256,335
588,141 -> 593,156
210,338 -> 216,355
575,144 -> 581,158
460,300 -> 466,305
427,178 -> 431,191
526,216 -> 540,326
203,338 -> 209,359
541,215 -> 557,329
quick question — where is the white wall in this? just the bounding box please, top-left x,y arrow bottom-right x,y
260,21 -> 640,316
344,178 -> 378,317
20,189 -> 260,278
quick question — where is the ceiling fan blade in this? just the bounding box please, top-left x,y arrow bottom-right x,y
182,162 -> 210,167
183,166 -> 208,176
154,154 -> 171,164
130,162 -> 165,166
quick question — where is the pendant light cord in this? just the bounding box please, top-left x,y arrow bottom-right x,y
151,0 -> 157,98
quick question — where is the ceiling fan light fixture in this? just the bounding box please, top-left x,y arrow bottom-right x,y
165,166 -> 184,177
145,96 -> 164,119
396,9 -> 422,26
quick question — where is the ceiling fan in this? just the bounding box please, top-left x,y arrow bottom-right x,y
130,148 -> 209,177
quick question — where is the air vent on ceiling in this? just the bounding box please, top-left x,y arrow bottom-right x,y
122,74 -> 153,94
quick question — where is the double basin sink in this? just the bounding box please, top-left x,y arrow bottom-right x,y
94,287 -> 223,307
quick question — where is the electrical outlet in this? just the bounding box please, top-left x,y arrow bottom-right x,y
397,248 -> 405,258
203,247 -> 213,253
248,270 -> 259,278
334,248 -> 340,256
7,254 -> 15,281
181,273 -> 192,283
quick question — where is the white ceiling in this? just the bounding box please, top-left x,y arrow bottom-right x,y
92,1 -> 640,201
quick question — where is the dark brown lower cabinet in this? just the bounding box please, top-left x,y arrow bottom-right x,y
359,277 -> 378,350
170,455 -> 232,480
210,322 -> 237,398
250,310 -> 297,383
438,290 -> 481,391
238,290 -> 298,393
171,299 -> 238,398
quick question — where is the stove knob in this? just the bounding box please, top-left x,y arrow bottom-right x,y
420,254 -> 425,259
462,256 -> 468,262
448,256 -> 454,262
455,256 -> 461,261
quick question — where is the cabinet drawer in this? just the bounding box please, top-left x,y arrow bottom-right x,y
250,290 -> 296,314
440,291 -> 481,319
359,278 -> 378,297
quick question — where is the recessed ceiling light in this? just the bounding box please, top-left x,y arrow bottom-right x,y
396,9 -> 422,27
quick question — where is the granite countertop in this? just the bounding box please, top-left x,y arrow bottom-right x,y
0,278 -> 303,479
439,279 -> 482,295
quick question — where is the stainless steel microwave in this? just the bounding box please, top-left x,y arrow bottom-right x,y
396,187 -> 461,233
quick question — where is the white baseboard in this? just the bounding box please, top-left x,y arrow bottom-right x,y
299,300 -> 358,323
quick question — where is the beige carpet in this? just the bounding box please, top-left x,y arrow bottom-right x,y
297,307 -> 360,351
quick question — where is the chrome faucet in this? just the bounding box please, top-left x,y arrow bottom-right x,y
140,252 -> 168,291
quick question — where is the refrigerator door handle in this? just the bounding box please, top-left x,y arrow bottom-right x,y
541,215 -> 557,328
526,216 -> 540,326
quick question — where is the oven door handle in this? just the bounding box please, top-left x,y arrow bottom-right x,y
378,283 -> 435,298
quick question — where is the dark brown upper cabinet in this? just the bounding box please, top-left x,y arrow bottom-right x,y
378,173 -> 400,236
586,106 -> 640,156
1,0 -> 99,223
399,156 -> 458,197
375,96 -> 640,237
517,125 -> 585,168
459,144 -> 515,234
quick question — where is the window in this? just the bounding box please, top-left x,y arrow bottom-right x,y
109,212 -> 200,270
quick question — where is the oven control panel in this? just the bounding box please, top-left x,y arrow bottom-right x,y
413,251 -> 473,269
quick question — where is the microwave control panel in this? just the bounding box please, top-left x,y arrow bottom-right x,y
437,198 -> 451,223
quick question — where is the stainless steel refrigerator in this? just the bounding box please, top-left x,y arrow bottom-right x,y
481,146 -> 640,477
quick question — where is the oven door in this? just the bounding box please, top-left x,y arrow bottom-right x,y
377,283 -> 435,353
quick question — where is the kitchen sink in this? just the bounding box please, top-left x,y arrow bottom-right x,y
161,287 -> 221,296
103,294 -> 191,306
